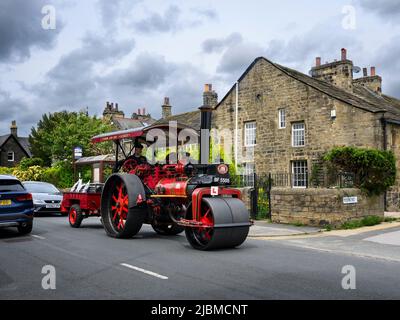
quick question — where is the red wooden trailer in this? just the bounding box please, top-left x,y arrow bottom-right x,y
61,190 -> 102,228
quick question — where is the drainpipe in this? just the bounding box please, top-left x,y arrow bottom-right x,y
235,81 -> 239,171
381,115 -> 388,211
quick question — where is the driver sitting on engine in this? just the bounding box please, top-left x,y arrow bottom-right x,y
117,140 -> 147,171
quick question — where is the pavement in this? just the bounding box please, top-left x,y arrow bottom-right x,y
1,215 -> 400,300
249,221 -> 322,237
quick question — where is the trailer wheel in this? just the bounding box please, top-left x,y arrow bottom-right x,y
101,174 -> 146,239
152,224 -> 184,236
185,197 -> 250,251
69,204 -> 83,228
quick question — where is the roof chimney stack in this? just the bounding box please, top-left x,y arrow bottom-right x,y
353,66 -> 382,94
10,120 -> 17,137
341,48 -> 347,61
203,84 -> 218,108
162,97 -> 172,119
311,48 -> 353,92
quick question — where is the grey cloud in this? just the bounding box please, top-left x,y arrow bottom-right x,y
48,34 -> 135,81
103,57 -> 211,118
202,33 -> 243,54
262,20 -> 364,75
192,8 -> 218,20
0,0 -> 63,63
359,0 -> 400,20
0,90 -> 33,136
134,5 -> 181,34
108,53 -> 175,88
27,33 -> 135,114
97,0 -> 142,31
134,5 -> 216,34
373,35 -> 400,98
216,42 -> 265,76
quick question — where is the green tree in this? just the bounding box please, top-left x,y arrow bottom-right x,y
29,110 -> 113,166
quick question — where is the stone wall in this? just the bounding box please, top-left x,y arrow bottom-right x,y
271,188 -> 384,227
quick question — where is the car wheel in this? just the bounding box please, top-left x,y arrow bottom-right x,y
18,222 -> 33,235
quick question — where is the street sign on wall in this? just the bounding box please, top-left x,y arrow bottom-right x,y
343,196 -> 358,204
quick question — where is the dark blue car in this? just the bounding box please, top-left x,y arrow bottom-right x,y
0,175 -> 34,235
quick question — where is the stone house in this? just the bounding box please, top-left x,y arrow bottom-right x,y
212,49 -> 400,208
0,121 -> 32,167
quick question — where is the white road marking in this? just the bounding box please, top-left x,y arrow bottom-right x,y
120,263 -> 168,280
31,235 -> 46,240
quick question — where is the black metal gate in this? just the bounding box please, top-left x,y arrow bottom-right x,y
250,173 -> 272,220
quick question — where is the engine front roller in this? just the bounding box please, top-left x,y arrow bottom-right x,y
101,173 -> 147,238
184,197 -> 251,251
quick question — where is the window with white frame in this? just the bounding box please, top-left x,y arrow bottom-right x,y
292,122 -> 305,147
244,122 -> 256,147
292,160 -> 308,188
244,162 -> 255,186
278,109 -> 286,129
7,151 -> 14,162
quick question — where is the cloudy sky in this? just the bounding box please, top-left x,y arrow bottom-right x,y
0,0 -> 400,136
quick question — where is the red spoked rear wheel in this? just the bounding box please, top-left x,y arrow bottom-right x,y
101,174 -> 145,239
111,183 -> 129,230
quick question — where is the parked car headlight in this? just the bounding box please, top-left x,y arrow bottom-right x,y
33,200 -> 46,205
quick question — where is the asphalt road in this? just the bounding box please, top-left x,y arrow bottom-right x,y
1,215 -> 400,300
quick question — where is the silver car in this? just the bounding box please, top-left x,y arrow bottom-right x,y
22,181 -> 63,215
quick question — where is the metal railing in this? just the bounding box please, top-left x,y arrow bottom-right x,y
230,171 -> 356,220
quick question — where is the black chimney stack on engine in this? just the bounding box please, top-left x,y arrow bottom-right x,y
199,105 -> 212,164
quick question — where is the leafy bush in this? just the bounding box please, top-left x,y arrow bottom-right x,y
51,161 -> 74,189
323,147 -> 396,196
12,166 -> 45,182
19,157 -> 44,170
0,167 -> 14,175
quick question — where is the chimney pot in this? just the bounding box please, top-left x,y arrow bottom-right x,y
371,67 -> 376,76
164,97 -> 170,106
363,68 -> 368,77
316,57 -> 321,67
204,84 -> 212,92
341,48 -> 347,61
137,108 -> 141,115
142,108 -> 145,115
